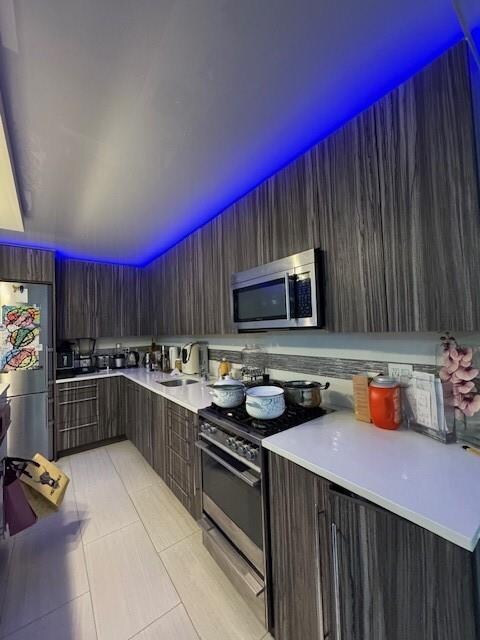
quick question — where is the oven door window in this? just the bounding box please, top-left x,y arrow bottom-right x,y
201,447 -> 263,551
233,277 -> 287,323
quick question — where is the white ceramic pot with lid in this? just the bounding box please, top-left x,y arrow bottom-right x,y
245,386 -> 285,419
208,376 -> 246,408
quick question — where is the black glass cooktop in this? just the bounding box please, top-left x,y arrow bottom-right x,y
201,401 -> 328,438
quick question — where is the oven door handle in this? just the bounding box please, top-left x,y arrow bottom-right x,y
195,441 -> 260,488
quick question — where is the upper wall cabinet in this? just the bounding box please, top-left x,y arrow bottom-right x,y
0,245 -> 54,283
148,41 -> 480,334
56,258 -> 152,339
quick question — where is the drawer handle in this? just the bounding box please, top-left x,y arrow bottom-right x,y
331,522 -> 342,640
59,396 -> 97,405
59,384 -> 97,391
59,422 -> 97,433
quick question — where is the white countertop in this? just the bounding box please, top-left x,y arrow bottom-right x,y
263,409 -> 480,551
56,369 -> 213,414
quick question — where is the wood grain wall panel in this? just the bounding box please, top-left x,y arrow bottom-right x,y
147,42 -> 478,333
0,245 -> 55,283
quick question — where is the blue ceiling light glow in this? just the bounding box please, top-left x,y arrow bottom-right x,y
139,34 -> 465,266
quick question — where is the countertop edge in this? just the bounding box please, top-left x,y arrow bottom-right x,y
56,371 -> 210,414
262,438 -> 477,552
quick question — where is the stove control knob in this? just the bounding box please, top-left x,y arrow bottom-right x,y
200,423 -> 208,432
246,447 -> 259,461
237,443 -> 248,456
231,438 -> 242,451
207,425 -> 217,434
225,436 -> 235,447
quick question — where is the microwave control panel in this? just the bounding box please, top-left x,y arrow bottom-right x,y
294,273 -> 312,318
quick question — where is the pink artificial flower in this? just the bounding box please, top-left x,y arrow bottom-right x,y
457,380 -> 475,394
456,367 -> 479,382
462,395 -> 480,417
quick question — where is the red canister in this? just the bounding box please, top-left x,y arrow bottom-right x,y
368,376 -> 401,430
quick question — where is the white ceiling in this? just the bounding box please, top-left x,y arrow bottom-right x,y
0,0 -> 474,263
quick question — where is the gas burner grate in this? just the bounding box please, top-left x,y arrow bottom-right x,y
207,401 -> 328,437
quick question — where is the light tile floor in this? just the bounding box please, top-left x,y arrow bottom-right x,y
0,441 -> 273,640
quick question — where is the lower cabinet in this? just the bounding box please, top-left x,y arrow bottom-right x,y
57,377 -> 201,522
268,452 -> 479,640
152,393 -> 168,481
56,380 -> 100,453
56,377 -> 125,455
164,401 -> 201,520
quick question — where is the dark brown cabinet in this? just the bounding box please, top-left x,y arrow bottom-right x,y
125,381 -> 153,464
165,401 -> 201,520
56,377 -> 125,455
97,377 -> 125,441
268,452 -> 479,640
152,393 -> 167,481
330,487 -> 477,640
0,245 -> 55,283
56,380 -> 99,453
56,258 -> 153,339
146,42 -> 479,334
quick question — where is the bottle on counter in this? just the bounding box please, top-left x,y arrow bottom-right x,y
368,376 -> 401,430
218,357 -> 230,378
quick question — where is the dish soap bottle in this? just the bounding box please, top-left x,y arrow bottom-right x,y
218,357 -> 230,378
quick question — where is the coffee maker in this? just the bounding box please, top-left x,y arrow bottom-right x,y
74,338 -> 96,374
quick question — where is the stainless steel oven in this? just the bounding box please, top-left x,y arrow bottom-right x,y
231,248 -> 324,331
196,430 -> 263,574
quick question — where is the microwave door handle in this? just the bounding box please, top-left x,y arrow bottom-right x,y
286,273 -> 297,320
285,273 -> 292,320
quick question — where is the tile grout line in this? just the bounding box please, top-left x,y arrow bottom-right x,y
0,591 -> 91,640
66,458 -> 101,640
126,602 -> 191,640
105,443 -> 207,640
103,443 -> 186,615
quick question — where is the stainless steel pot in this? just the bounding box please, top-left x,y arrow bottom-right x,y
283,381 -> 330,408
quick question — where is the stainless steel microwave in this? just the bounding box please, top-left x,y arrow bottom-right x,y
231,249 -> 324,331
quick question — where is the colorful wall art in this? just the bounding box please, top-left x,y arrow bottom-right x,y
0,304 -> 41,371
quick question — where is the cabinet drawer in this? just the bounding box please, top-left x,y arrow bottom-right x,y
58,383 -> 98,403
168,448 -> 193,493
167,411 -> 192,442
167,474 -> 192,513
167,401 -> 192,421
57,421 -> 99,452
57,398 -> 98,427
168,429 -> 191,462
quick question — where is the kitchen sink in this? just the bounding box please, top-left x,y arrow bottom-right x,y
158,378 -> 198,387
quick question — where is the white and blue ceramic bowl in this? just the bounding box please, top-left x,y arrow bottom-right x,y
245,386 -> 285,419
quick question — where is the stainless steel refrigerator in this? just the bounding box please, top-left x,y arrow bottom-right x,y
0,281 -> 52,460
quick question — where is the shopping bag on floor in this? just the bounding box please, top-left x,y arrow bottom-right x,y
19,453 -> 70,511
3,458 -> 37,536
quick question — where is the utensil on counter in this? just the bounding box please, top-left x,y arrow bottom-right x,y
208,377 -> 246,408
245,386 -> 285,419
283,380 -> 330,408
